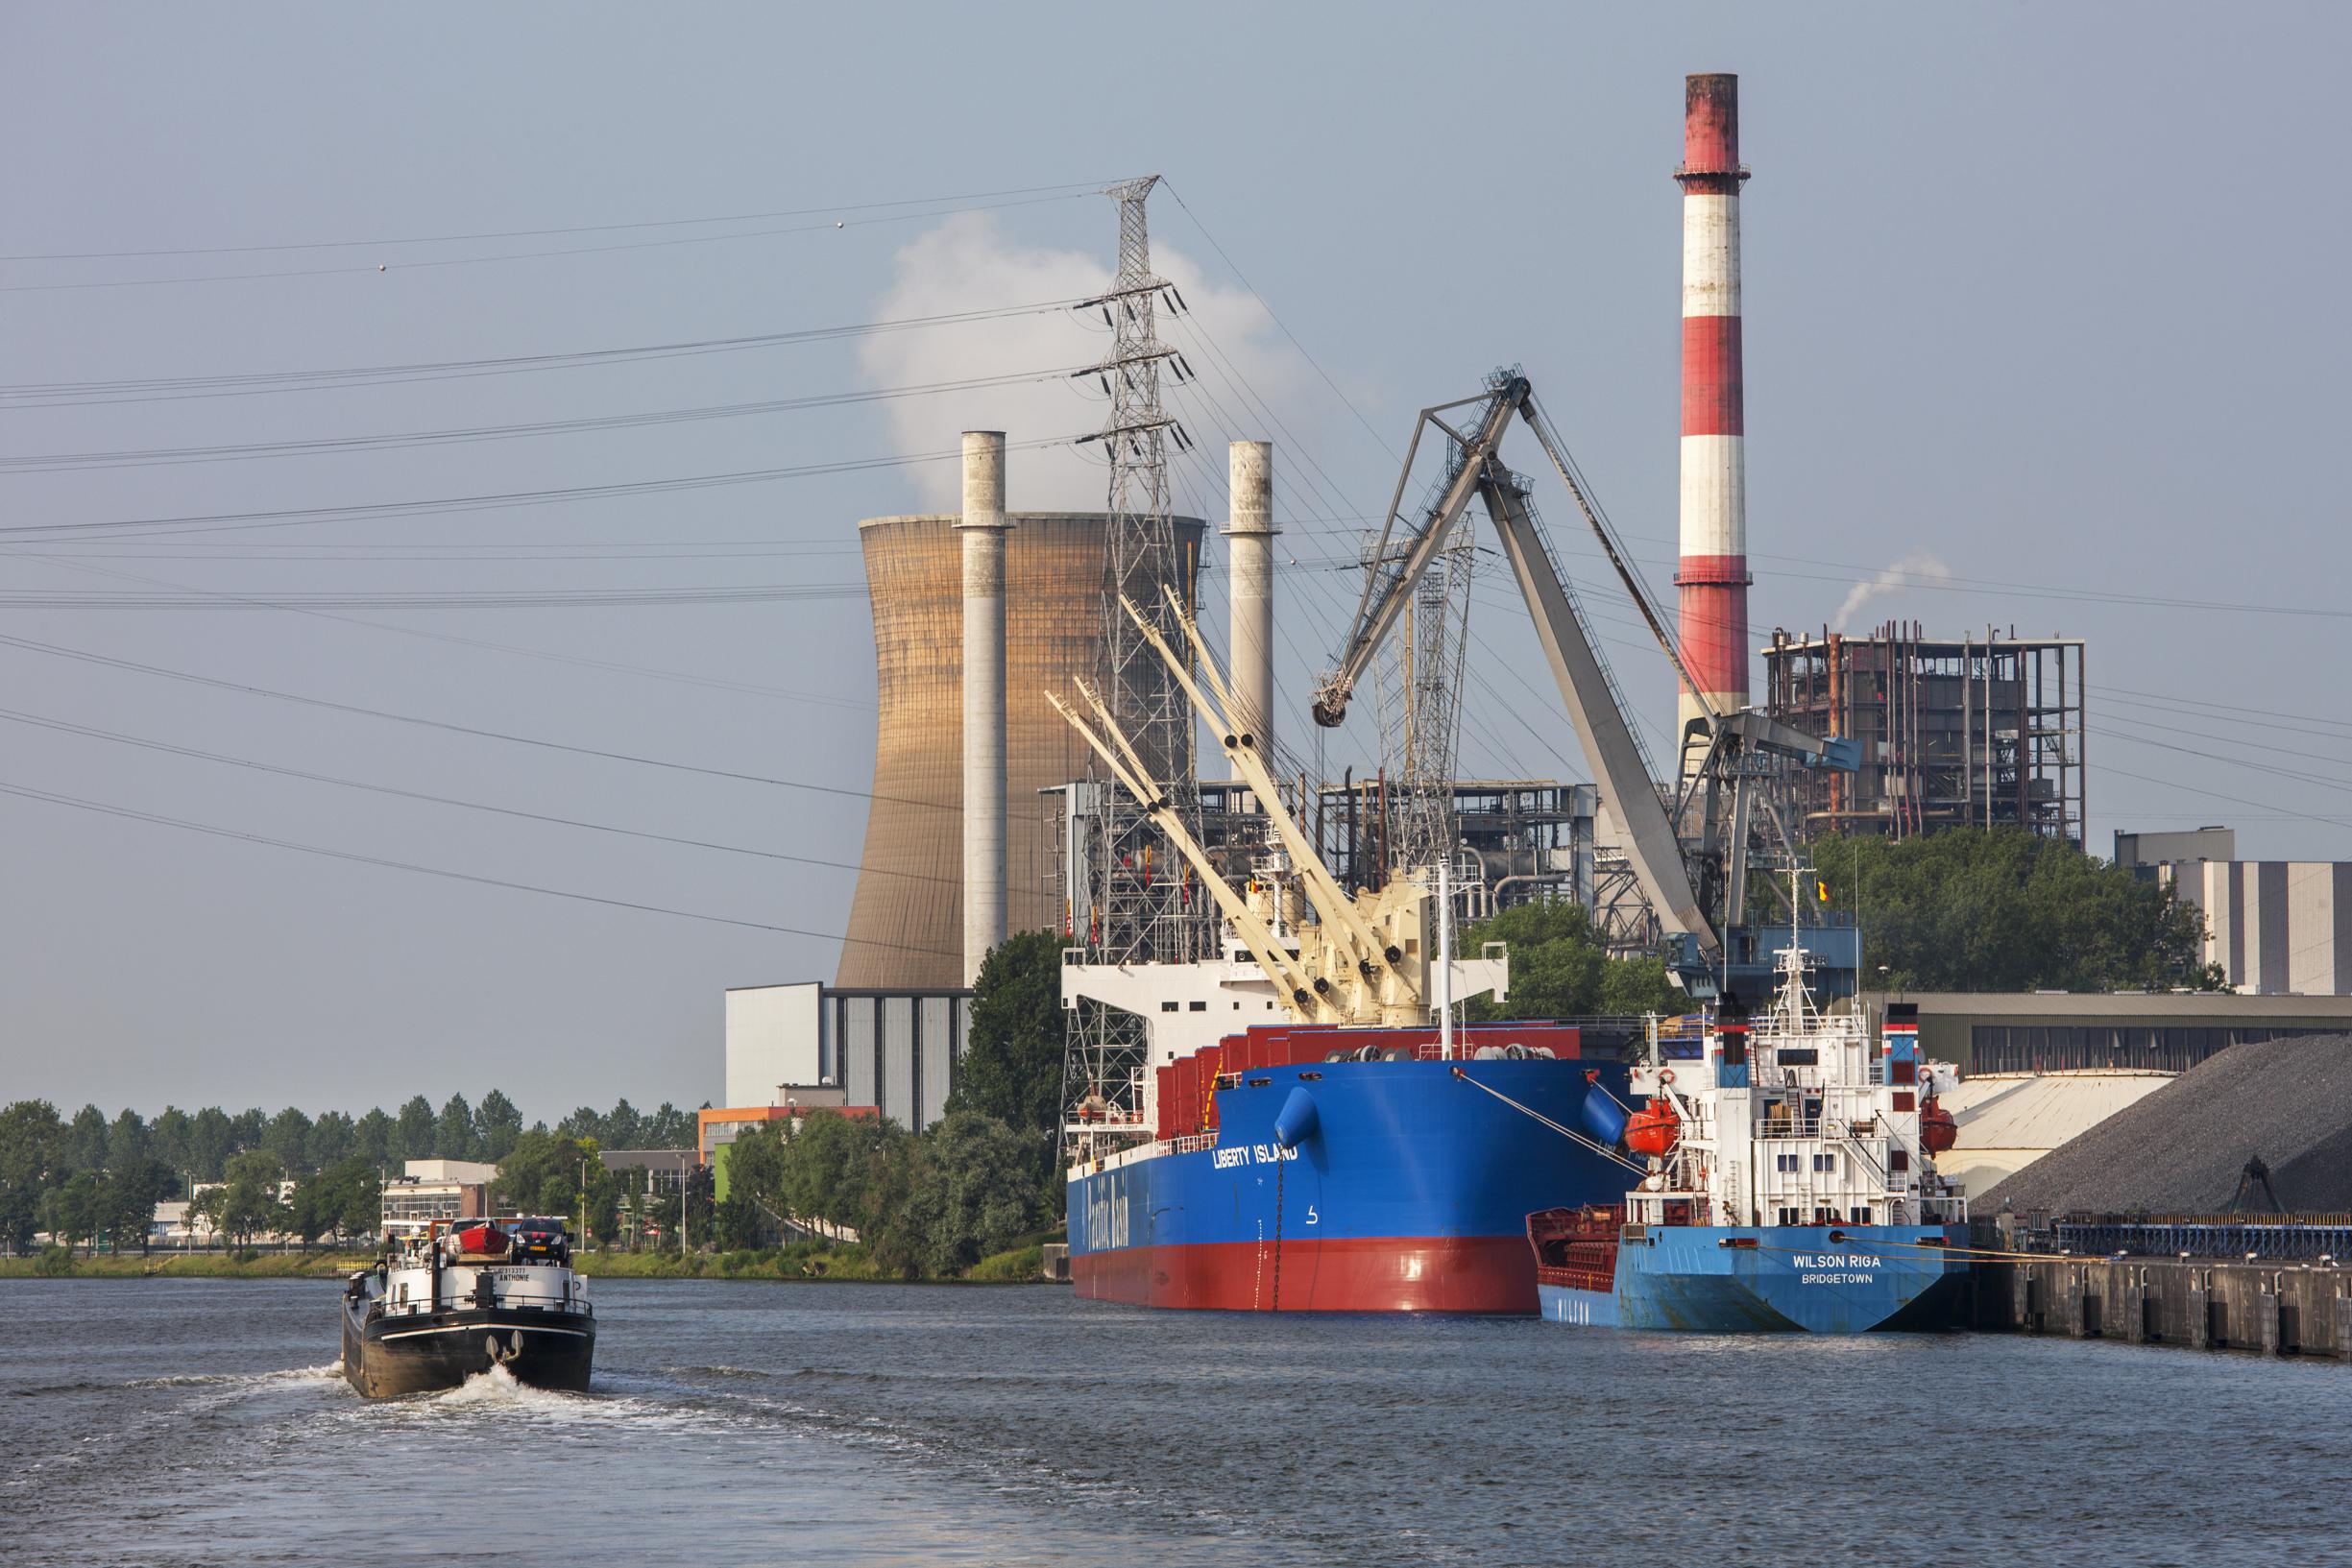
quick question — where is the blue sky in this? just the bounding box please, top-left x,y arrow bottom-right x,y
1,3 -> 2343,1117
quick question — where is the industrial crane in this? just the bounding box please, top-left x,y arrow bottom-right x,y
1055,588 -> 1499,1031
1312,369 -> 1858,998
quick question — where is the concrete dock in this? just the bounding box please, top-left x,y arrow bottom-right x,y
1974,1254 -> 2352,1359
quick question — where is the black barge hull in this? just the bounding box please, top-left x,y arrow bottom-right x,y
341,1299 -> 595,1398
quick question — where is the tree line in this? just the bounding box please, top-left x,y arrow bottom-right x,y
0,1093 -> 700,1256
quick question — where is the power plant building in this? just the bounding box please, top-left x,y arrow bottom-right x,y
1762,623 -> 2086,847
836,510 -> 1205,989
2120,828 -> 2352,995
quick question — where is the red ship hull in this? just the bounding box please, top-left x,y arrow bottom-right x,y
1071,1234 -> 1538,1315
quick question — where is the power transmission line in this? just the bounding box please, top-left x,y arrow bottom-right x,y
0,775 -> 955,953
0,629 -> 951,814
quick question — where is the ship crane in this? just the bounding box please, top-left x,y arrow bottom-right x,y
1312,370 -> 1857,996
1054,589 -> 1497,1031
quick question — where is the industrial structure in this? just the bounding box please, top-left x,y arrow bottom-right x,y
2120,827 -> 2352,995
835,508 -> 1204,989
1674,71 -> 1753,753
1762,623 -> 2087,847
725,979 -> 972,1131
957,431 -> 1011,986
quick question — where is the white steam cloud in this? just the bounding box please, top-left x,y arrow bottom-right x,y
860,210 -> 1307,513
1835,551 -> 1953,630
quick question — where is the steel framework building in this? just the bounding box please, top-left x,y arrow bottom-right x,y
1763,622 -> 2085,846
836,511 -> 1205,989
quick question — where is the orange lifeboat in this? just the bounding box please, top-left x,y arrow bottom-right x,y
1625,1099 -> 1680,1158
1919,1097 -> 1957,1154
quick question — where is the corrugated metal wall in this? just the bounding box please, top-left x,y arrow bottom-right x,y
821,988 -> 972,1129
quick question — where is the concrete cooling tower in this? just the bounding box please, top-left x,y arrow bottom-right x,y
836,512 -> 1206,989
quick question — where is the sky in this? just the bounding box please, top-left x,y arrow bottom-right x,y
2,3 -> 2346,1123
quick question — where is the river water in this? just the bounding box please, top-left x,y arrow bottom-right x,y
2,1277 -> 2342,1566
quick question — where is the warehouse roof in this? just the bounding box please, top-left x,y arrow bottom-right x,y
1872,991 -> 2352,1022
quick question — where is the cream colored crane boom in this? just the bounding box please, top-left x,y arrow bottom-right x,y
1122,590 -> 1407,993
1047,682 -> 1328,1024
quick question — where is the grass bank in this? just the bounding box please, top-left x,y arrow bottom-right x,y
579,1238 -> 1053,1285
1,1240 -> 1061,1286
0,1249 -> 373,1280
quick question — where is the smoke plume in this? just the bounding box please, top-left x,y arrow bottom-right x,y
1835,551 -> 1952,630
860,210 -> 1306,513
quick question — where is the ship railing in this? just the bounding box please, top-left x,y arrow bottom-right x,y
1756,1116 -> 1886,1141
1165,1133 -> 1217,1155
376,1282 -> 591,1319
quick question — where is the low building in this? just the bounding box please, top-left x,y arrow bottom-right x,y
724,981 -> 972,1130
598,1148 -> 695,1194
1875,990 -> 2352,1076
381,1159 -> 497,1226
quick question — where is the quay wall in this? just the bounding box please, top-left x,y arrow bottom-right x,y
1974,1255 -> 2352,1360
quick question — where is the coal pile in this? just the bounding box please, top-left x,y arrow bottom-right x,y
1978,1033 -> 2352,1215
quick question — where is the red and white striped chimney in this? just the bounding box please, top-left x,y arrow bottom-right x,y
1674,71 -> 1752,752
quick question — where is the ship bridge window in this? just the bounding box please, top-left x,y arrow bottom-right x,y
1889,1150 -> 1911,1172
1778,1048 -> 1819,1066
1813,1153 -> 1837,1173
1850,1206 -> 1872,1224
1776,1153 -> 1799,1173
1778,1207 -> 1802,1226
1161,1001 -> 1179,1013
1189,1001 -> 1207,1012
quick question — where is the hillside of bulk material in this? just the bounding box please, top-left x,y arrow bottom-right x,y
1977,1034 -> 2352,1215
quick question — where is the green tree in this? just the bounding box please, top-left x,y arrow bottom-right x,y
474,1090 -> 524,1162
263,1107 -> 314,1174
107,1108 -> 150,1170
433,1094 -> 477,1160
602,1099 -> 643,1149
352,1108 -> 395,1168
394,1096 -> 435,1164
206,1149 -> 288,1248
307,1110 -> 355,1170
344,1160 -> 386,1242
149,1107 -> 192,1177
65,1104 -> 109,1172
869,1113 -> 1043,1279
1815,829 -> 2221,992
45,1171 -> 106,1256
493,1129 -> 594,1218
0,1101 -> 67,1254
187,1107 -> 234,1181
101,1158 -> 175,1255
557,1106 -> 604,1144
949,930 -> 1068,1144
776,1110 -> 905,1232
644,1103 -> 693,1147
1460,902 -> 1684,1022
227,1108 -> 266,1153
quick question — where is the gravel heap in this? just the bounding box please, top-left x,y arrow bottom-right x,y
1977,1033 -> 2352,1215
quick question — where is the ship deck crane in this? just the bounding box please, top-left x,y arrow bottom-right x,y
1313,369 -> 1857,996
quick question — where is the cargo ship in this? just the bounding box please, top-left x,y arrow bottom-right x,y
1526,949 -> 1969,1333
341,1217 -> 594,1397
1066,1020 -> 1633,1313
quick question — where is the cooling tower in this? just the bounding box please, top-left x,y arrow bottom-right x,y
837,511 -> 1207,989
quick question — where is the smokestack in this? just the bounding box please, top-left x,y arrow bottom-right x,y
1224,441 -> 1276,763
958,431 -> 1010,987
1675,71 -> 1753,752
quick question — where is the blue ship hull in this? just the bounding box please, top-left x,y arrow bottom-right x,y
1070,1057 -> 1631,1313
1537,1225 -> 1968,1334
